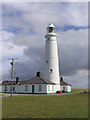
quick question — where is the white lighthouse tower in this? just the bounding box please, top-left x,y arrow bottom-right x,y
44,23 -> 60,91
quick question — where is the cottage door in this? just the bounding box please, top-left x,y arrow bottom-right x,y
63,86 -> 65,93
32,85 -> 34,93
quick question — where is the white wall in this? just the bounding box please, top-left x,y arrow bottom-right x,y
16,84 -> 47,93
31,84 -> 47,93
1,84 -> 71,93
47,85 -> 55,93
46,84 -> 60,93
1,84 -> 61,94
67,86 -> 71,92
1,84 -> 48,94
60,85 -> 71,92
1,85 -> 15,93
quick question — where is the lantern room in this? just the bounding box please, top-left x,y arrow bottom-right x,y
47,23 -> 56,33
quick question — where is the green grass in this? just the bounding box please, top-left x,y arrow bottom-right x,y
2,93 -> 88,118
72,88 -> 88,93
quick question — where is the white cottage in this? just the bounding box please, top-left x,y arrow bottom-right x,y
1,72 -> 59,94
0,74 -> 71,94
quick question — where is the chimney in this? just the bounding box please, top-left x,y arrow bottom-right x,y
60,77 -> 63,81
16,77 -> 19,84
36,72 -> 40,77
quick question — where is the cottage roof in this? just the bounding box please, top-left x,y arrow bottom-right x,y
1,81 -> 16,85
25,77 -> 55,84
60,80 -> 71,86
1,77 -> 55,85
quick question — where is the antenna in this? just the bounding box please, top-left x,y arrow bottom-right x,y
8,58 -> 18,97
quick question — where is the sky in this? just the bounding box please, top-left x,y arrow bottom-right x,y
0,1 -> 88,88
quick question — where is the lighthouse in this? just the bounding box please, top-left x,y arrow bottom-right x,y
44,23 -> 60,91
0,23 -> 72,94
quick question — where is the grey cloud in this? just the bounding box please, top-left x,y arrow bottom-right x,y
13,34 -> 44,47
24,46 -> 44,58
14,56 -> 44,80
2,2 -> 88,36
59,45 -> 88,76
12,44 -> 45,80
2,2 -> 88,88
13,35 -> 88,80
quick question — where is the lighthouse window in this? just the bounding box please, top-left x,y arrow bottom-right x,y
50,69 -> 53,72
49,27 -> 53,33
46,60 -> 48,63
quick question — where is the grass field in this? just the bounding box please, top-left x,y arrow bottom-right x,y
71,88 -> 88,93
2,93 -> 88,118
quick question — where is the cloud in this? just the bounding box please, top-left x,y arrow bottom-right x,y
13,34 -> 44,47
58,29 -> 88,76
13,56 -> 44,80
3,42 -> 26,57
1,2 -> 88,88
2,0 -> 89,4
1,30 -> 15,42
64,69 -> 88,88
1,30 -> 26,58
2,2 -> 88,35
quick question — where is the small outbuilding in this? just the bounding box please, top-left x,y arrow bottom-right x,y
60,77 -> 72,93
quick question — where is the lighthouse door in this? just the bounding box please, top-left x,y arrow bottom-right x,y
32,85 -> 34,93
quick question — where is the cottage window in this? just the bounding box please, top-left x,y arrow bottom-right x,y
13,87 -> 15,91
52,86 -> 54,91
25,85 -> 28,91
48,85 -> 50,91
39,85 -> 42,91
4,85 -> 7,91
63,86 -> 65,90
